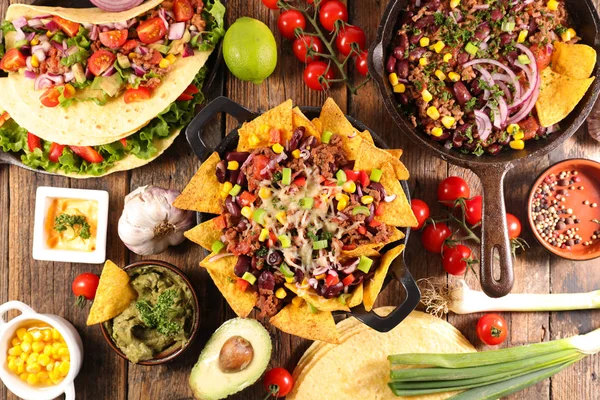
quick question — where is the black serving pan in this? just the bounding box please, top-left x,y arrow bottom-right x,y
0,0 -> 224,176
184,96 -> 421,333
369,0 -> 600,298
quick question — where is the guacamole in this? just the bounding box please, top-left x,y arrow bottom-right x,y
104,266 -> 194,363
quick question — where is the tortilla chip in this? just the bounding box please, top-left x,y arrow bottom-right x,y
386,149 -> 403,159
285,283 -> 350,312
376,163 -> 418,227
200,253 -> 257,318
347,283 -> 363,308
552,42 -> 596,79
341,245 -> 381,259
270,303 -> 339,344
311,117 -> 323,133
318,98 -> 363,160
174,152 -> 223,214
184,218 -> 223,251
237,100 -> 293,151
87,260 -> 137,326
359,130 -> 374,144
363,245 -> 405,312
354,140 -> 410,180
535,67 -> 595,127
293,107 -> 321,139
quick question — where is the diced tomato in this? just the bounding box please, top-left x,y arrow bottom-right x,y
69,146 -> 104,163
0,48 -> 27,72
268,231 -> 278,248
318,175 -> 326,183
368,219 -> 382,228
122,39 -> 139,53
293,177 -> 306,187
173,0 -> 195,22
49,143 -> 65,163
358,170 -> 370,188
184,84 -> 200,95
233,241 -> 251,255
357,226 -> 367,235
124,87 -> 152,104
270,129 -> 282,144
120,138 -> 127,147
375,204 -> 384,216
27,133 -> 42,152
213,215 -> 227,230
253,155 -> 270,179
530,43 -> 553,70
323,179 -> 336,187
314,197 -> 322,208
177,93 -> 194,101
40,84 -> 75,108
53,16 -> 80,37
148,50 -> 163,65
88,50 -> 117,76
344,169 -> 360,182
0,112 -> 11,128
99,29 -> 129,49
342,274 -> 355,287
236,278 -> 250,292
325,272 -> 339,287
137,17 -> 168,44
518,116 -> 541,140
239,191 -> 257,207
342,244 -> 357,251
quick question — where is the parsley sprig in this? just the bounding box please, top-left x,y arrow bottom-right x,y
135,289 -> 183,337
54,214 -> 91,240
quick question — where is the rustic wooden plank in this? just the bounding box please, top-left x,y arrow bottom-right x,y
0,165 -> 9,400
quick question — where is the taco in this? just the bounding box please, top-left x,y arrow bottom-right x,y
0,0 -> 225,177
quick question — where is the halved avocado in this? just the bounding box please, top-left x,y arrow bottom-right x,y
189,318 -> 272,400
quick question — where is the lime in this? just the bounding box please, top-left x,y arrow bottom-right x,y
223,17 -> 278,85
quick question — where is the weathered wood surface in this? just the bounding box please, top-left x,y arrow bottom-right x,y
0,0 -> 599,399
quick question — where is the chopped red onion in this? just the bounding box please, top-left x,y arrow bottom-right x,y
89,0 -> 144,12
33,49 -> 46,62
547,124 -> 559,133
139,46 -> 149,55
158,9 -> 170,31
34,74 -> 56,90
168,22 -> 186,40
27,19 -> 43,29
384,194 -> 397,202
308,278 -> 318,289
208,252 -> 234,262
498,97 -> 508,127
342,259 -> 360,274
44,20 -> 59,33
64,71 -> 75,82
182,44 -> 195,58
132,64 -> 146,77
299,149 -> 310,160
26,56 -> 33,70
127,18 -> 137,28
24,70 -> 36,79
62,40 -> 68,51
474,110 -> 492,141
12,17 -> 27,29
89,25 -> 99,41
66,46 -> 79,57
38,35 -> 49,42
102,65 -> 116,77
114,21 -> 128,30
312,266 -> 329,276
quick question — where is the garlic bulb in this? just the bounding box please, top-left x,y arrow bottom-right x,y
118,185 -> 195,255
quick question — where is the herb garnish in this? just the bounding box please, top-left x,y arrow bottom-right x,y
136,289 -> 183,337
256,246 -> 269,257
54,214 -> 91,240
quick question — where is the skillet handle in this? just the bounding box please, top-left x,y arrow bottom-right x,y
185,96 -> 255,161
475,166 -> 514,298
369,42 -> 385,83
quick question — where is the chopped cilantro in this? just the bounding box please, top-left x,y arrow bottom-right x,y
473,144 -> 485,156
54,214 -> 91,240
465,98 -> 477,112
555,25 -> 568,36
256,246 -> 268,257
272,171 -> 282,182
135,289 -> 183,337
434,12 -> 446,25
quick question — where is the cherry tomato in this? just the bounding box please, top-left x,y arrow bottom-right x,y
253,154 -> 270,179
278,10 -> 306,40
124,87 -> 152,104
0,48 -> 26,72
88,50 -> 117,76
410,199 -> 430,230
173,0 -> 194,22
261,0 -> 280,9
319,0 -> 348,31
137,17 -> 167,44
356,50 -> 369,76
336,25 -> 366,56
49,143 -> 65,163
39,84 -> 75,108
178,83 -> 198,101
53,15 -> 80,37
325,272 -> 339,287
99,29 -> 128,49
263,368 -> 294,398
72,273 -> 100,301
506,213 -> 522,239
421,222 -> 452,253
293,35 -> 324,63
530,43 -> 553,70
442,244 -> 471,275
69,146 -> 104,163
437,176 -> 470,205
27,133 -> 42,152
303,61 -> 334,91
122,39 -> 139,53
0,112 -> 10,128
476,313 -> 508,346
465,195 -> 483,226
120,138 -> 127,147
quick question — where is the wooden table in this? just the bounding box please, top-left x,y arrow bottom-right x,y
1,1 -> 599,399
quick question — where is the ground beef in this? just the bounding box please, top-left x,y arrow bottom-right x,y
39,47 -> 69,75
242,148 -> 276,192
310,135 -> 347,178
257,291 -> 280,319
190,0 -> 206,31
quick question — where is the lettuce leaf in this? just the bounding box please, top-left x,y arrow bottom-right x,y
193,0 -> 226,52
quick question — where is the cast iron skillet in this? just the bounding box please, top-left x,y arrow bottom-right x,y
184,96 -> 421,333
0,0 -> 224,176
369,0 -> 600,298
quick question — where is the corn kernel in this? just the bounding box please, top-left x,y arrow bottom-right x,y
19,352 -> 28,361
46,30 -> 53,37
259,187 -> 271,200
435,70 -> 446,81
343,181 -> 356,194
38,354 -> 51,367
431,127 -> 444,137
26,363 -> 41,374
361,195 -> 374,205
393,83 -> 406,93
58,348 -> 69,359
38,372 -> 49,383
276,211 -> 287,225
241,206 -> 252,219
433,41 -> 445,53
31,331 -> 43,342
506,124 -> 520,134
32,342 -> 44,353
42,329 -> 52,342
16,328 -> 27,340
227,160 -> 239,170
166,54 -> 177,63
159,58 -> 170,69
513,131 -> 525,140
450,0 -> 460,7
275,288 -> 287,299
336,193 -> 349,211
8,359 -> 17,372
547,0 -> 559,10
128,52 -> 136,59
419,37 -> 430,47
509,139 -> 525,150
49,368 -> 60,381
23,333 -> 33,343
11,338 -> 20,347
315,274 -> 327,280
58,361 -> 70,377
292,296 -> 304,307
419,57 -> 428,66
292,149 -> 301,158
259,228 -> 269,242
517,30 -> 528,43
43,345 -> 52,356
26,373 -> 39,385
562,28 -> 576,42
30,37 -> 39,46
443,53 -> 452,63
422,89 -> 433,102
388,73 -> 399,86
249,134 -> 260,147
8,346 -> 22,356
26,353 -> 38,364
46,362 -> 54,372
448,71 -> 461,82
31,54 -> 40,68
441,116 -> 456,129
52,329 -> 60,341
20,372 -> 29,382
285,276 -> 295,284
221,182 -> 233,199
426,106 -> 440,120
21,342 -> 32,353
272,143 -> 284,154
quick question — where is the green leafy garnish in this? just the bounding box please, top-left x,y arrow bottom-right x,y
135,289 -> 183,337
54,214 -> 91,240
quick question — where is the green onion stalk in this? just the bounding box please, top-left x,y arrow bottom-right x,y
388,328 -> 600,399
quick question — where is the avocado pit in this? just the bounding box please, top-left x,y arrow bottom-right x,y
218,336 -> 254,372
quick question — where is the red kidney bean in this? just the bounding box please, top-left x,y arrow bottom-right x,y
266,251 -> 283,266
236,170 -> 247,187
408,47 -> 426,61
369,182 -> 386,199
505,50 -> 519,68
216,160 -> 227,183
393,46 -> 406,60
225,195 -> 241,218
386,55 -> 397,73
453,81 -> 472,106
234,256 -> 252,277
456,51 -> 470,64
414,15 -> 434,30
537,126 -> 548,137
490,8 -> 503,21
236,220 -> 248,232
288,127 -> 304,151
398,11 -> 414,26
396,59 -> 409,79
528,18 -> 538,35
474,22 -> 490,41
452,132 -> 465,148
511,2 -> 524,13
499,32 -> 516,46
228,169 -> 240,185
226,151 -> 250,163
469,79 -> 483,96
399,33 -> 409,51
409,31 -> 424,45
486,143 -> 503,155
294,268 -> 304,283
258,271 -> 275,291
396,93 -> 410,105
423,0 -> 440,9
431,131 -> 451,141
321,281 -> 344,299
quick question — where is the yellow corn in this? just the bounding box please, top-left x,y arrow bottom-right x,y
23,333 -> 33,343
276,211 -> 287,225
292,296 -> 304,307
38,354 -> 51,367
517,30 -> 528,43
285,276 -> 295,284
336,193 -> 349,211
448,71 -> 461,82
315,274 -> 327,280
249,134 -> 261,147
388,73 -> 399,86
506,123 -> 520,134
272,143 -> 284,154
419,37 -> 430,47
393,83 -> 406,93
166,54 -> 177,63
12,338 -> 20,347
227,161 -> 239,170
292,149 -> 301,158
275,288 -> 287,299
42,330 -> 51,342
259,229 -> 269,242
46,30 -> 53,37
509,139 -> 525,150
422,89 -> 432,102
241,206 -> 252,219
31,54 -> 40,68
547,0 -> 559,10
58,361 -> 70,377
343,181 -> 356,194
435,70 -> 446,81
431,127 -> 444,137
31,331 -> 43,341
16,328 -> 26,340
433,41 -> 445,53
221,182 -> 233,199
21,342 -> 32,353
513,131 -> 525,140
26,364 -> 41,374
443,53 -> 452,63
259,187 -> 272,199
26,373 -> 39,386
30,37 -> 39,46
361,195 -> 374,205
32,342 -> 44,353
52,329 -> 60,341
441,116 -> 456,129
159,58 -> 170,69
426,106 -> 440,120
450,0 -> 460,7
419,57 -> 428,66
8,346 -> 22,356
7,358 -> 17,373
43,345 -> 52,356
562,28 -> 576,42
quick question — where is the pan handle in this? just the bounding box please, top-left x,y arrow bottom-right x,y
369,42 -> 385,83
185,96 -> 256,161
475,165 -> 514,298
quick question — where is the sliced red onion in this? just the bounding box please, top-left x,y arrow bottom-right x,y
356,185 -> 363,198
208,252 -> 234,262
449,11 -> 457,24
312,265 -> 329,277
547,124 -> 559,133
25,32 -> 36,42
507,73 -> 540,124
509,61 -> 535,110
182,44 -> 195,58
102,65 -> 116,76
38,35 -> 49,42
132,63 -> 146,77
52,41 -> 64,55
474,110 -> 492,141
99,23 -> 115,30
496,81 -> 512,102
34,75 -> 55,90
337,212 -> 349,221
415,0 -> 421,6
498,97 -> 508,127
384,194 -> 397,202
30,14 -> 52,20
66,46 -> 79,56
347,132 -> 357,139
26,56 -> 33,70
127,18 -> 137,28
168,22 -> 186,40
475,66 -> 494,102
33,49 -> 46,62
89,0 -> 144,12
463,59 -> 519,87
27,19 -> 43,29
492,73 -> 521,99
47,74 -> 64,84
64,71 -> 75,82
139,46 -> 149,55
12,17 -> 27,29
472,4 -> 490,9
101,26 -> 110,33
62,40 -> 68,51
308,278 -> 318,289
342,259 -> 360,274
90,25 -> 99,41
299,149 -> 310,160
479,42 -> 489,51
24,70 -> 37,79
44,20 -> 59,32
524,0 -> 534,3
158,9 -> 170,31
85,66 -> 94,80
114,21 -> 128,30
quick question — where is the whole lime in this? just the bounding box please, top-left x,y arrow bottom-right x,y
223,17 -> 278,85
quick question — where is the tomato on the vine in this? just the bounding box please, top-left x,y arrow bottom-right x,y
72,273 -> 100,307
476,313 -> 508,346
261,0 -> 280,9
506,213 -> 522,239
293,35 -> 324,63
264,367 -> 294,398
356,50 -> 369,76
421,223 -> 452,253
335,25 -> 366,56
438,176 -> 470,205
442,244 -> 471,275
319,0 -> 348,31
303,61 -> 334,91
410,199 -> 430,230
465,195 -> 483,226
278,10 -> 306,40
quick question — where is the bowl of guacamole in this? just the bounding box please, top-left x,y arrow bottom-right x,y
100,261 -> 199,365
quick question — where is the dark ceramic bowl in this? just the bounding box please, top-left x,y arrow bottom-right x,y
100,260 -> 200,366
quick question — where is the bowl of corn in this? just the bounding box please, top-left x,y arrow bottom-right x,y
0,301 -> 83,400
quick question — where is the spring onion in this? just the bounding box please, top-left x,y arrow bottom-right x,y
282,168 -> 292,185
242,272 -> 256,285
370,168 -> 382,182
211,240 -> 225,254
357,256 -> 373,273
388,328 -> 600,399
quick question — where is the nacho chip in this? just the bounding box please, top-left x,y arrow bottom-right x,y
238,100 -> 293,151
359,130 -> 374,144
354,140 -> 409,180
87,260 -> 137,326
293,107 -> 321,139
347,283 -> 363,308
174,152 -> 223,214
270,302 -> 339,344
341,245 -> 381,259
311,117 -> 323,133
184,217 -> 223,251
386,149 -> 403,159
552,42 -> 596,79
376,163 -> 418,227
535,67 -> 595,127
363,244 -> 405,312
285,283 -> 350,312
200,253 -> 257,318
318,98 -> 363,160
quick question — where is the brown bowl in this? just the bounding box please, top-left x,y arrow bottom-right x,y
100,260 -> 200,365
527,159 -> 600,261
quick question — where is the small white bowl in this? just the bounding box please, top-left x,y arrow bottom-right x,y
0,301 -> 84,400
32,186 -> 109,264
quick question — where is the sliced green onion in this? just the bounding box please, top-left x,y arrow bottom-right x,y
370,168 -> 383,182
299,197 -> 314,209
242,272 -> 257,285
501,20 -> 515,32
307,302 -> 318,313
253,208 -> 267,225
313,240 -> 329,250
278,234 -> 291,248
352,205 -> 371,216
280,263 -> 295,278
321,130 -> 333,144
338,294 -> 348,305
517,54 -> 531,65
336,169 -> 347,185
211,240 -> 225,254
282,167 -> 292,185
465,42 -> 478,55
229,184 -> 242,197
357,256 -> 373,273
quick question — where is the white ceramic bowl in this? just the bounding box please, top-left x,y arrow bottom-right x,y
0,301 -> 83,400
